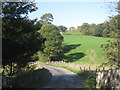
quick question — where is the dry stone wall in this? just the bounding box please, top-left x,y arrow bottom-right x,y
45,61 -> 94,71
96,68 -> 120,89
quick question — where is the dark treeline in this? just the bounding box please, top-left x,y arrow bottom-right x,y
2,2 -> 63,79
77,15 -> 118,38
2,2 -> 42,76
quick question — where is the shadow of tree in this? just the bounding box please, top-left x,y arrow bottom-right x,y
63,44 -> 81,53
58,44 -> 86,62
65,52 -> 85,62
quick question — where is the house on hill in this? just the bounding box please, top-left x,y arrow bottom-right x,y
68,27 -> 78,31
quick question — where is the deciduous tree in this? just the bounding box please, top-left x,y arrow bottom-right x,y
40,13 -> 54,24
58,25 -> 67,32
40,24 -> 64,61
101,1 -> 120,67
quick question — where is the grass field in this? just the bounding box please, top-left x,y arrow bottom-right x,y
62,31 -> 114,65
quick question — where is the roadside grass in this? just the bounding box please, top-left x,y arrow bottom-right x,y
37,61 -> 45,65
62,31 -> 114,65
0,68 -> 3,73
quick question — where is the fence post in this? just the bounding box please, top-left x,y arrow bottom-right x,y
84,67 -> 85,71
96,66 -> 98,72
103,67 -> 105,71
96,67 -> 97,72
80,67 -> 82,71
97,68 -> 100,72
51,61 -> 54,64
48,61 -> 50,64
89,66 -> 90,71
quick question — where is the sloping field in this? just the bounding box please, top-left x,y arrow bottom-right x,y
62,31 -> 114,65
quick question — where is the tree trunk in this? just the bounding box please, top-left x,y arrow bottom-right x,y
9,63 -> 13,76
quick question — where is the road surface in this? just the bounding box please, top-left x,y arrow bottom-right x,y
37,64 -> 84,89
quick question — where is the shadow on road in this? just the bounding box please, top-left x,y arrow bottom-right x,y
38,73 -> 84,88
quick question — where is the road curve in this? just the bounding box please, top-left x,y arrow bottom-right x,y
37,64 -> 84,89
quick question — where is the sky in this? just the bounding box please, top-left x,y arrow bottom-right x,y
28,1 -> 118,28
33,0 -> 118,2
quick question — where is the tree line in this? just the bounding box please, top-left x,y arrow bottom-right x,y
77,15 -> 118,38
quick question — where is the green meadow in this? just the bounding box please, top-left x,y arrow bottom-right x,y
62,31 -> 114,65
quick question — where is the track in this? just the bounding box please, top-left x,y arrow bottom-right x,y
37,64 -> 84,89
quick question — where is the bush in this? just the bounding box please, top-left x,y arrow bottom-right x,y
84,75 -> 96,89
37,51 -> 51,62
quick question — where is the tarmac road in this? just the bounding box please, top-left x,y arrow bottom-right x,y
37,64 -> 84,89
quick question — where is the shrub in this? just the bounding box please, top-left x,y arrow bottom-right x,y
84,75 -> 96,89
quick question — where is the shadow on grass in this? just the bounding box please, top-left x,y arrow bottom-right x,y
63,44 -> 81,53
58,44 -> 86,62
64,52 -> 85,62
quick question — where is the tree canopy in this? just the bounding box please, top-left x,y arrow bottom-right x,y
40,13 -> 54,24
101,1 -> 120,67
57,25 -> 67,32
78,15 -> 118,38
40,24 -> 64,61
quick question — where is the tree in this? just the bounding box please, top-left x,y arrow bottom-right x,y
101,16 -> 119,66
101,40 -> 120,67
2,2 -> 42,76
94,24 -> 103,37
40,13 -> 54,24
40,24 -> 64,61
89,24 -> 96,36
58,25 -> 67,32
108,15 -> 118,38
79,23 -> 91,35
34,20 -> 42,30
101,1 -> 120,67
102,22 -> 110,37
